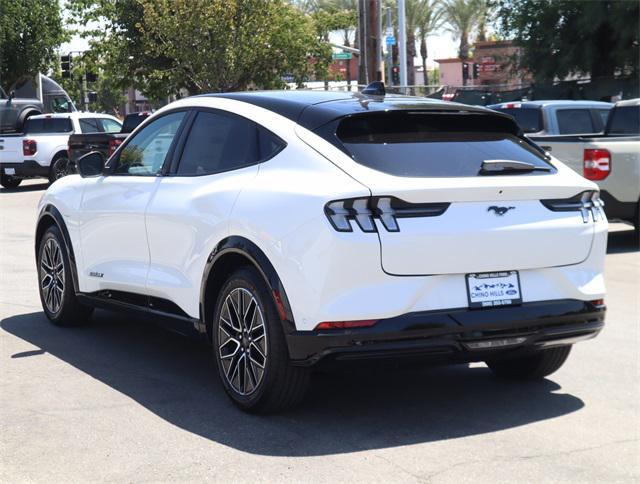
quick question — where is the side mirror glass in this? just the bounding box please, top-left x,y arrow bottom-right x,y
76,151 -> 105,177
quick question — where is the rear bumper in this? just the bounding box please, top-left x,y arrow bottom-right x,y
600,190 -> 638,223
286,299 -> 605,366
1,161 -> 49,178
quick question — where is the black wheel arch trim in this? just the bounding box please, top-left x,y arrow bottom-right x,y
36,204 -> 80,293
200,236 -> 297,336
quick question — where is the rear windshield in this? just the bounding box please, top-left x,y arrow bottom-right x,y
24,118 -> 73,134
334,112 -> 552,178
121,113 -> 149,133
492,107 -> 542,133
607,106 -> 640,135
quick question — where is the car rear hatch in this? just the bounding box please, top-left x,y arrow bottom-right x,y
0,136 -> 22,164
323,110 -> 598,276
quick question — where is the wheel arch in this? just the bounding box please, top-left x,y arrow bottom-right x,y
35,205 -> 80,293
200,236 -> 296,342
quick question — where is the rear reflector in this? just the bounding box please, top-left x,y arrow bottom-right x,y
22,139 -> 37,156
584,149 -> 611,180
315,319 -> 378,330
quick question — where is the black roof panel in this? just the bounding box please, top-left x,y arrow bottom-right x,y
199,90 -> 502,131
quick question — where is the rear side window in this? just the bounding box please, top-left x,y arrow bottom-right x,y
24,118 -> 72,134
334,112 -> 552,178
79,118 -> 102,133
494,107 -> 542,133
607,106 -> 640,135
100,118 -> 122,133
177,111 -> 285,176
556,109 -> 595,134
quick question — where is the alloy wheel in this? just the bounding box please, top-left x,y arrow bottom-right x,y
40,238 -> 65,314
218,287 -> 268,396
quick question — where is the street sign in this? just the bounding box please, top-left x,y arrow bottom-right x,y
332,52 -> 352,60
386,35 -> 396,46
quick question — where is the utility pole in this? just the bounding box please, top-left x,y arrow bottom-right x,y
398,0 -> 408,88
386,7 -> 392,85
358,1 -> 368,85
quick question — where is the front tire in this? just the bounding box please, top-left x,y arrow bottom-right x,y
37,226 -> 93,326
1,174 -> 21,189
486,346 -> 572,380
212,267 -> 309,413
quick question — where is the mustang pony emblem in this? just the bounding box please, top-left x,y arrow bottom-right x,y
487,206 -> 515,216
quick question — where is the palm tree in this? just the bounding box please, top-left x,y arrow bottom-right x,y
415,0 -> 445,86
443,0 -> 482,61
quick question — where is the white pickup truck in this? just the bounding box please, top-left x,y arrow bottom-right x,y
0,112 -> 121,188
494,99 -> 640,234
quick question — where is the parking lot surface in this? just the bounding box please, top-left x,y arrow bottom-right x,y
1,180 -> 639,483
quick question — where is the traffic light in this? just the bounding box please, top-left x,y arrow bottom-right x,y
473,63 -> 480,79
87,91 -> 98,103
392,66 -> 400,84
61,55 -> 71,79
462,62 -> 469,81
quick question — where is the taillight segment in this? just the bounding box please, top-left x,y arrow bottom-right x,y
583,148 -> 610,180
22,139 -> 37,156
108,138 -> 123,156
541,190 -> 605,223
325,197 -> 450,233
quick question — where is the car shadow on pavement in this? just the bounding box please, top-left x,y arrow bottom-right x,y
2,310 -> 584,457
0,182 -> 49,193
607,228 -> 639,254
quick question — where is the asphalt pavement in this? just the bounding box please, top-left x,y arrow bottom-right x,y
1,180 -> 638,483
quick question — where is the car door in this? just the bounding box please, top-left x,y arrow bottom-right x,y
144,108 -> 285,318
76,110 -> 188,294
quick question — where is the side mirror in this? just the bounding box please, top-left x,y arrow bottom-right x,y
76,151 -> 105,177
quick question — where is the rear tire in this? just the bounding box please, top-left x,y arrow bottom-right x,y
1,174 -> 21,189
212,267 -> 309,413
49,155 -> 70,184
37,226 -> 93,326
486,346 -> 572,380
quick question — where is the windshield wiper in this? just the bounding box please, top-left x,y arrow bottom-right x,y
479,159 -> 551,175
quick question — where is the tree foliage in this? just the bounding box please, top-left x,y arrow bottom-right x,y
498,0 -> 639,81
67,0 -> 331,99
0,0 -> 67,90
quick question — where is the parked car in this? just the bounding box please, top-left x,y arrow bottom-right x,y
0,112 -> 121,188
36,89 -> 607,413
527,100 -> 638,233
488,100 -> 613,136
1,75 -> 75,133
67,111 -> 152,167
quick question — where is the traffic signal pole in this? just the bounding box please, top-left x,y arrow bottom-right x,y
398,0 -> 408,88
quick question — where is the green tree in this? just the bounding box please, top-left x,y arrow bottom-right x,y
443,0 -> 483,61
0,0 -> 67,90
498,0 -> 639,81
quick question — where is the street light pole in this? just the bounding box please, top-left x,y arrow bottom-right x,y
398,0 -> 408,89
386,7 -> 392,85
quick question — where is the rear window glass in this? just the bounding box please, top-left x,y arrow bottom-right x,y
607,106 -> 640,135
121,113 -> 149,133
334,112 -> 552,178
493,107 -> 542,133
24,118 -> 73,134
556,109 -> 596,134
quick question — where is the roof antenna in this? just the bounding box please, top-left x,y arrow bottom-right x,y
362,81 -> 385,96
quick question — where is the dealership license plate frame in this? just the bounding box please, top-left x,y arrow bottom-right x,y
466,271 -> 522,309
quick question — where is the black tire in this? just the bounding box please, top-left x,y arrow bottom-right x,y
486,346 -> 572,380
1,174 -> 21,189
37,225 -> 93,326
212,267 -> 309,413
49,155 -> 70,184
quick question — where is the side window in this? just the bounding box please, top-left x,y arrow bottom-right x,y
258,126 -> 286,161
177,111 -> 259,176
79,118 -> 102,133
114,111 -> 185,176
556,109 -> 595,134
101,118 -> 122,133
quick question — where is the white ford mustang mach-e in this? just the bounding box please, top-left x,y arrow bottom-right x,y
35,88 -> 607,412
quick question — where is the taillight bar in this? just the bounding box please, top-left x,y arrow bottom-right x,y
325,197 -> 450,233
23,139 -> 37,156
541,190 -> 605,222
583,148 -> 610,180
